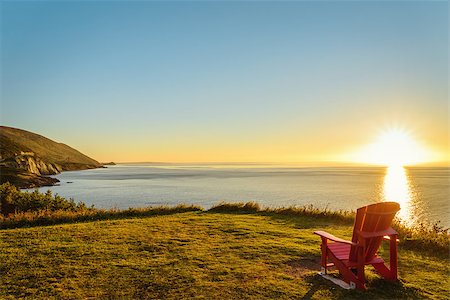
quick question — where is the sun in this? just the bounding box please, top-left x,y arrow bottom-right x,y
352,128 -> 431,167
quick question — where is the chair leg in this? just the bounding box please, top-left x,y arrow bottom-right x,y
357,245 -> 365,288
372,263 -> 395,280
320,238 -> 328,274
373,234 -> 398,281
389,234 -> 398,280
328,250 -> 366,290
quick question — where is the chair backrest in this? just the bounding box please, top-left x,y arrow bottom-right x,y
349,202 -> 400,262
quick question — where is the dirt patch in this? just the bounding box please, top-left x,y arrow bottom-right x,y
284,257 -> 321,277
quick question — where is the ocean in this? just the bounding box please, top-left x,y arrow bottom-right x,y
29,164 -> 449,228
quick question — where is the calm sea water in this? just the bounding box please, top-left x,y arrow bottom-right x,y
29,164 -> 449,228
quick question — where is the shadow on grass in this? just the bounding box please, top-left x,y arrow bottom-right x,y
301,273 -> 423,299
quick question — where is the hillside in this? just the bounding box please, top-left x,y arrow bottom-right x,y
0,126 -> 102,188
0,211 -> 448,299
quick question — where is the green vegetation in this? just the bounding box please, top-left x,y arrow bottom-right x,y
209,202 -> 450,257
0,183 -> 202,229
0,126 -> 100,168
1,185 -> 448,254
0,126 -> 102,188
1,211 -> 449,299
0,186 -> 448,298
210,201 -> 354,223
0,182 -> 86,214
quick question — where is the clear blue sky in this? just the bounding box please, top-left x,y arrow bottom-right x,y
1,1 -> 448,163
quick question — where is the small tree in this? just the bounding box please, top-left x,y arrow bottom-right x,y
0,182 -> 18,215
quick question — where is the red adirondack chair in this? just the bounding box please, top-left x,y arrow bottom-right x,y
314,202 -> 400,290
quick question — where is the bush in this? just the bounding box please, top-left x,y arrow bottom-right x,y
392,219 -> 449,256
269,204 -> 355,224
208,201 -> 261,213
0,182 -> 86,215
0,183 -> 203,228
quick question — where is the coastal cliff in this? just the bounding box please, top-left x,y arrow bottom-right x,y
1,152 -> 63,176
0,126 -> 102,188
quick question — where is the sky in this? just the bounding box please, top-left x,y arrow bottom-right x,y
1,1 -> 448,164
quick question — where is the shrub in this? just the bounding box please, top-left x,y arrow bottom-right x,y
392,219 -> 449,256
0,182 -> 86,215
269,204 -> 355,224
208,201 -> 261,213
0,183 -> 203,228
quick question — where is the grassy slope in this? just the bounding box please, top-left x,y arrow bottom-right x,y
0,212 -> 448,299
0,126 -> 100,167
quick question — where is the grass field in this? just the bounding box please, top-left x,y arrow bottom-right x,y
1,211 -> 448,299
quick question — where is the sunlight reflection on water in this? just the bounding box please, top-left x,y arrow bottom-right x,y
382,166 -> 417,225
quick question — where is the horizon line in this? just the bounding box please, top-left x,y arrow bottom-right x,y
103,161 -> 450,167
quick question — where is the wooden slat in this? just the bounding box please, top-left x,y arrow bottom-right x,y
349,202 -> 400,262
328,242 -> 385,267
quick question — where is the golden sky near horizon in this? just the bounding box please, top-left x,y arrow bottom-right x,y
2,2 -> 448,166
78,117 -> 448,166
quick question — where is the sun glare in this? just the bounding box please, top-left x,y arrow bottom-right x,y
353,128 -> 431,167
383,165 -> 413,224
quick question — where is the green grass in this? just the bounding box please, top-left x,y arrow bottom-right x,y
1,211 -> 448,299
208,202 -> 450,257
0,204 -> 203,229
3,185 -> 447,256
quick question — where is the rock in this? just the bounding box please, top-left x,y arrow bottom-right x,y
0,166 -> 60,189
1,154 -> 62,176
0,126 -> 103,188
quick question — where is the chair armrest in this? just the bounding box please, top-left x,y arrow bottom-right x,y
356,227 -> 398,239
314,230 -> 357,246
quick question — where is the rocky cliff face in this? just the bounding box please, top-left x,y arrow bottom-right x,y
1,152 -> 64,175
0,166 -> 60,188
0,126 -> 102,169
0,126 -> 103,188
